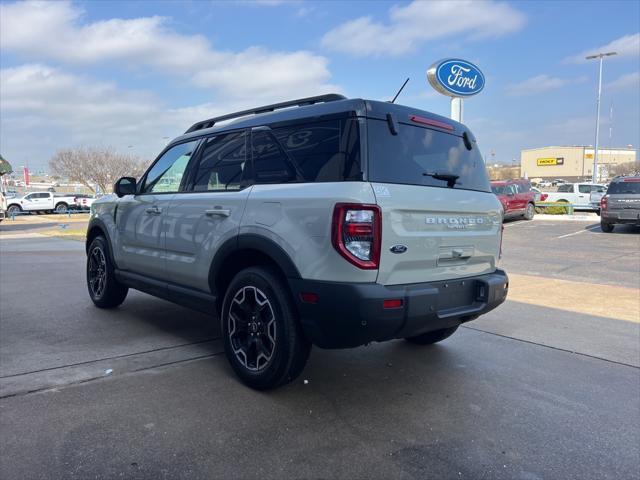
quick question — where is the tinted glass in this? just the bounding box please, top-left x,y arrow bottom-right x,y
491,185 -> 509,195
557,184 -> 574,193
252,130 -> 299,184
193,131 -> 247,191
578,185 -> 592,194
271,118 -> 362,182
143,140 -> 199,193
607,180 -> 640,194
368,120 -> 490,192
517,181 -> 531,192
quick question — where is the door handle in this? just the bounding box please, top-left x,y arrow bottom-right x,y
145,206 -> 162,215
205,208 -> 231,218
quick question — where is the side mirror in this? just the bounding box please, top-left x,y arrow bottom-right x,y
114,177 -> 137,198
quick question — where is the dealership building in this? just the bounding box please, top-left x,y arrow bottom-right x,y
520,146 -> 637,181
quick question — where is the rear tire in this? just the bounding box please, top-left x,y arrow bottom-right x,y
221,266 -> 311,390
523,202 -> 535,220
86,236 -> 128,308
601,221 -> 614,233
405,326 -> 459,345
55,202 -> 68,213
7,205 -> 21,216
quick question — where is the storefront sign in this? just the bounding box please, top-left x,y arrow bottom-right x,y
427,59 -> 485,97
537,157 -> 565,166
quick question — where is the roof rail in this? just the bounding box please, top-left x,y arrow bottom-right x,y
184,93 -> 347,134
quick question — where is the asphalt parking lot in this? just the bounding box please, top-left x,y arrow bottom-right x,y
0,219 -> 638,479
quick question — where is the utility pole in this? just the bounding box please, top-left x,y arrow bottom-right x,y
586,51 -> 617,183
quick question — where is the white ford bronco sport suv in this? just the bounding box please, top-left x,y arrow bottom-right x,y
86,94 -> 508,389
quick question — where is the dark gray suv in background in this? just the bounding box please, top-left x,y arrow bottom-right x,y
600,176 -> 640,232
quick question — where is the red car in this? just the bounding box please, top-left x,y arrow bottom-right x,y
491,179 -> 536,220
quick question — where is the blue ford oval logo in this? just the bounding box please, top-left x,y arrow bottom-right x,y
427,59 -> 485,97
390,244 -> 407,254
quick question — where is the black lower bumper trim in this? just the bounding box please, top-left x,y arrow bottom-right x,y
289,269 -> 509,349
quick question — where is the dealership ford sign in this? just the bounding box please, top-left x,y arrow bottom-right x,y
427,59 -> 485,97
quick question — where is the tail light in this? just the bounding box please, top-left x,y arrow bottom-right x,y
540,193 -> 548,201
600,195 -> 608,211
332,203 -> 381,269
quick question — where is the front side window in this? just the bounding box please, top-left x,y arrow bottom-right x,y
143,140 -> 199,193
193,131 -> 247,191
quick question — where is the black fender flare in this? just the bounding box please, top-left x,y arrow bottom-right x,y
208,233 -> 301,296
86,218 -> 118,267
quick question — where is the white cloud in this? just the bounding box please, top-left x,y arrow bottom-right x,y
0,1 -> 336,98
321,0 -> 525,56
564,33 -> 640,63
505,74 -> 586,96
0,64 -> 271,167
606,72 -> 640,92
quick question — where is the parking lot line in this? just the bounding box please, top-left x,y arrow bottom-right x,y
556,225 -> 601,239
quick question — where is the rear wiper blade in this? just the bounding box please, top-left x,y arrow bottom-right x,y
423,171 -> 459,188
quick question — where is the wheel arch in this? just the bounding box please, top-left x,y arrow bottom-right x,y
86,219 -> 117,266
209,234 -> 301,312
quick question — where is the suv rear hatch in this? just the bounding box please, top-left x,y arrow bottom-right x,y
605,178 -> 640,216
366,114 -> 502,286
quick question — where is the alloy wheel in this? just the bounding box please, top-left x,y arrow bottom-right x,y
228,286 -> 276,372
88,246 -> 107,299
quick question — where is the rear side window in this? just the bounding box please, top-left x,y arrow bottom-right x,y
273,118 -> 362,182
193,131 -> 247,191
367,120 -> 490,192
251,118 -> 362,184
578,185 -> 592,194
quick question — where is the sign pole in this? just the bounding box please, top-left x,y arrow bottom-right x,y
450,97 -> 463,123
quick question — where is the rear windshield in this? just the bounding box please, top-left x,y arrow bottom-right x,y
607,180 -> 640,194
367,119 -> 491,192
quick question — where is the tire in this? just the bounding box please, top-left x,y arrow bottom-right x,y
221,266 -> 311,390
601,221 -> 614,233
523,202 -> 535,220
86,236 -> 128,308
55,202 -> 68,214
405,326 -> 459,345
7,205 -> 21,216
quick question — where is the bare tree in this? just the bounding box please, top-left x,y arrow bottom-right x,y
609,161 -> 640,177
49,147 -> 147,194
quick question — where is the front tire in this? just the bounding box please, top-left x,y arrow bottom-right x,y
601,221 -> 614,233
221,266 -> 311,390
86,236 -> 128,308
405,326 -> 459,345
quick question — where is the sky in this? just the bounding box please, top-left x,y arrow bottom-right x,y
1,0 -> 639,171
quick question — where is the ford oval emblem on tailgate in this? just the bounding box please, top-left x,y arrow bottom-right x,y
390,245 -> 407,254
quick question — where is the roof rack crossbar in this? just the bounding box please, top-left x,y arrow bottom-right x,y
184,93 -> 347,134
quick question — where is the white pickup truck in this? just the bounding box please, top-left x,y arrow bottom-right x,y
6,192 -> 77,215
543,182 -> 606,211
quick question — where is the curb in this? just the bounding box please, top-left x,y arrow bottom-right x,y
533,214 -> 599,222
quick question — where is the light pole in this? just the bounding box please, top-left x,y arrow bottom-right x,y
586,51 -> 617,183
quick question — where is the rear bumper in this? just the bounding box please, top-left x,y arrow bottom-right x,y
289,269 -> 508,349
601,210 -> 640,224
